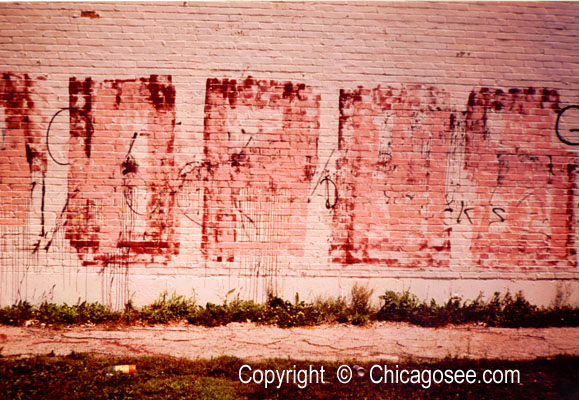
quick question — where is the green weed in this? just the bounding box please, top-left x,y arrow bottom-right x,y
140,291 -> 196,324
0,288 -> 577,329
375,290 -> 579,327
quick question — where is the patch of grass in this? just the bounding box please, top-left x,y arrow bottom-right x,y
187,293 -> 319,328
35,301 -> 122,325
0,300 -> 34,325
187,286 -> 375,328
0,353 -> 577,399
312,295 -> 350,324
375,290 -> 579,328
139,291 -> 197,324
1,288 -> 578,329
0,300 -> 122,327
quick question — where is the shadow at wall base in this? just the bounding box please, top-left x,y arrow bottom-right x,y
1,271 -> 578,309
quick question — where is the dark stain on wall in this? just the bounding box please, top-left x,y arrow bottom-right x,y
80,10 -> 100,19
65,198 -> 101,255
25,143 -> 40,167
146,75 -> 176,111
0,73 -> 45,173
464,86 -> 575,268
121,156 -> 138,175
333,85 -> 452,267
206,77 -> 237,108
337,88 -> 363,151
69,77 -> 94,158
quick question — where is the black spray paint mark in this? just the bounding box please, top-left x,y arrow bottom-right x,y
457,201 -> 473,225
40,176 -> 45,237
234,199 -> 257,238
490,207 -> 506,226
120,131 -> 161,217
46,108 -> 94,166
121,132 -> 139,175
308,147 -> 336,204
230,136 -> 253,169
555,105 -> 579,145
43,194 -> 71,252
320,176 -> 338,209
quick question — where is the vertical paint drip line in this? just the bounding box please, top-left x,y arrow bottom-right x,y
120,256 -> 123,308
269,192 -> 275,295
12,227 -> 16,303
0,216 -> 3,304
1,211 -> 7,303
13,226 -> 17,303
84,250 -> 88,302
40,175 -> 46,237
0,210 -> 5,304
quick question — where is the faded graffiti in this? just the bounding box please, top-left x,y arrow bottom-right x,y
0,73 -> 46,226
0,73 -> 50,304
201,77 -> 320,298
65,75 -> 179,268
332,85 -> 453,267
331,85 -> 577,269
464,87 -> 576,268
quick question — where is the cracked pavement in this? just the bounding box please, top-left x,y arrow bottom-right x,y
1,322 -> 578,361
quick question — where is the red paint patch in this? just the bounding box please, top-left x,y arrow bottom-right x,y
146,75 -> 176,112
201,77 -> 320,262
465,87 -> 577,268
332,85 -> 452,267
65,75 -> 179,265
0,73 -> 45,226
69,77 -> 93,158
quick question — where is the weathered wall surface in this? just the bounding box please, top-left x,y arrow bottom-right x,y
0,2 -> 578,307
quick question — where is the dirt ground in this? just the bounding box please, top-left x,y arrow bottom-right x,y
1,322 -> 578,361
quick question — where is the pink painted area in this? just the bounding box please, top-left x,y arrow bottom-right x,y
0,73 -> 45,226
464,88 -> 577,268
201,77 -> 320,262
332,85 -> 576,270
332,85 -> 452,267
65,75 -> 179,265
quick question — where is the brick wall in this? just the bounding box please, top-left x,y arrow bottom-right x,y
0,2 -> 577,307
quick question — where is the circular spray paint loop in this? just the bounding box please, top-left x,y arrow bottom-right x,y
46,107 -> 94,166
320,175 -> 338,209
122,182 -> 162,217
555,105 -> 579,146
121,131 -> 162,217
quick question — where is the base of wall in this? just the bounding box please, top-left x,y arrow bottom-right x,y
1,269 -> 577,309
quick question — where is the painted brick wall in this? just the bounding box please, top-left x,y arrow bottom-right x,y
0,2 -> 577,307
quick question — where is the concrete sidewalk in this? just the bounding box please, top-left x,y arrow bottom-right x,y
1,322 -> 578,361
